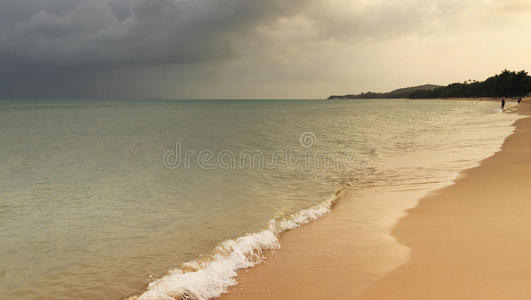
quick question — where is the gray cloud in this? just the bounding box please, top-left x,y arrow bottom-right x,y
1,0 -> 485,69
0,0 -> 529,98
0,0 -> 310,68
0,0 -> 313,98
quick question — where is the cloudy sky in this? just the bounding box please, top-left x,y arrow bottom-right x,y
1,0 -> 530,99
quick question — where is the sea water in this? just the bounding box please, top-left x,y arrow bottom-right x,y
0,99 -> 521,299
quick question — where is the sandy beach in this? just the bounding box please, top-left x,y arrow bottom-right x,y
360,101 -> 531,299
220,100 -> 531,300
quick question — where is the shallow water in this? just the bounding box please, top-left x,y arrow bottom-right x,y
0,99 -> 520,299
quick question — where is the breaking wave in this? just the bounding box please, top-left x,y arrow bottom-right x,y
129,188 -> 346,300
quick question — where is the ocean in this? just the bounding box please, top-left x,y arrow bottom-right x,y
0,99 -> 521,299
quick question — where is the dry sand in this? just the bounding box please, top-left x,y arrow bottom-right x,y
360,102 -> 531,299
220,100 -> 531,300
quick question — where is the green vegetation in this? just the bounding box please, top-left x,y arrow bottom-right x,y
411,70 -> 531,99
328,70 -> 531,100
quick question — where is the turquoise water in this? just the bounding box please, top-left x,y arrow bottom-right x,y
0,99 -> 520,299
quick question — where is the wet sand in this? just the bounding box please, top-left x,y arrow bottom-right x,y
360,102 -> 531,299
220,100 -> 531,299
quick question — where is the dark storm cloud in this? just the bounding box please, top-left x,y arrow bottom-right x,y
0,0 -> 309,68
0,0 -> 315,97
0,0 -> 489,70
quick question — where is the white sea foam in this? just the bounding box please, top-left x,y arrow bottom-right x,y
131,189 -> 345,300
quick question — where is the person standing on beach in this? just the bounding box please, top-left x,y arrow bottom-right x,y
502,98 -> 506,110
518,97 -> 522,104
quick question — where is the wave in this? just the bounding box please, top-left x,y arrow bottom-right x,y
129,187 -> 346,300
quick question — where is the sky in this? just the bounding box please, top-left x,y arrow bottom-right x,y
1,0 -> 531,99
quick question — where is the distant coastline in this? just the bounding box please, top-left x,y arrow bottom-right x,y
328,70 -> 531,100
328,84 -> 440,100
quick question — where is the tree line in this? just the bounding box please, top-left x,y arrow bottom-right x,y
410,70 -> 531,99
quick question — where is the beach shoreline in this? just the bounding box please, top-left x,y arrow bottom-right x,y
218,101 -> 531,300
394,97 -> 527,102
358,102 -> 531,299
